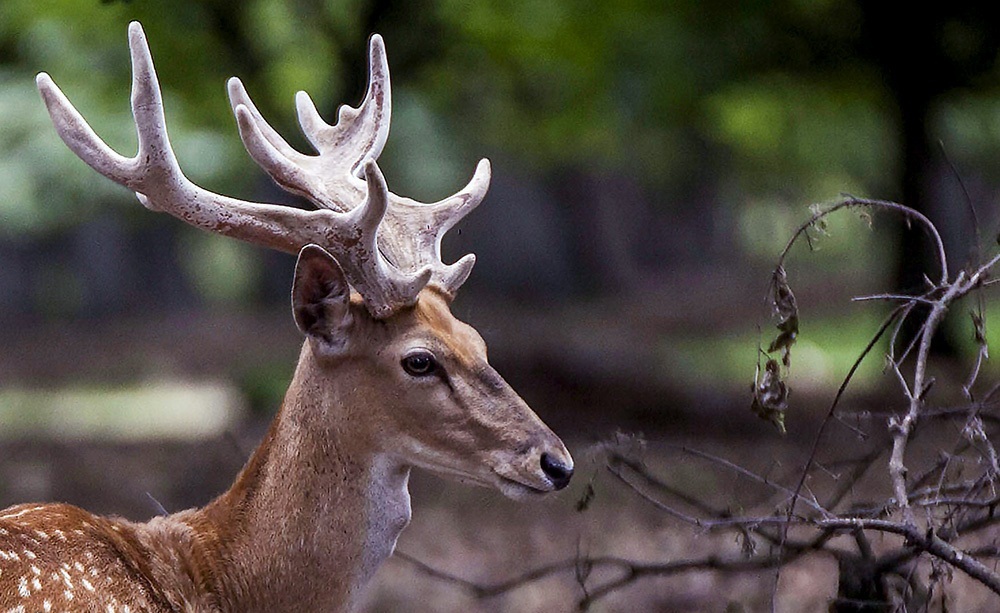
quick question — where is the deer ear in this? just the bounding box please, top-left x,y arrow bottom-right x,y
292,245 -> 353,354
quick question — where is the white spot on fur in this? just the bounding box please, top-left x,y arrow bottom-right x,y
7,606 -> 26,613
31,565 -> 41,576
31,577 -> 41,591
59,567 -> 73,588
64,588 -> 74,600
17,575 -> 29,597
82,577 -> 94,591
0,506 -> 45,520
74,561 -> 85,572
43,601 -> 53,613
34,530 -> 49,540
23,550 -> 36,560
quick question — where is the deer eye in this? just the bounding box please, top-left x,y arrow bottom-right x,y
402,351 -> 438,377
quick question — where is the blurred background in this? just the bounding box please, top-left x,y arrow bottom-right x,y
3,1 -> 1000,609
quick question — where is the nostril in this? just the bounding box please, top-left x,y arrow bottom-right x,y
540,453 -> 573,490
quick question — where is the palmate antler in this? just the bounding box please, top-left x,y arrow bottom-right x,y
36,21 -> 489,318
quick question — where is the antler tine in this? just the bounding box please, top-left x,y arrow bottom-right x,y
227,77 -> 310,170
229,31 -> 390,188
380,158 -> 491,298
227,77 -> 366,213
36,71 -> 135,186
433,158 -> 491,295
232,102 -> 338,205
295,33 -> 391,179
226,39 -> 388,212
342,161 -> 432,316
37,21 -> 340,257
36,22 -> 176,195
227,33 -> 392,198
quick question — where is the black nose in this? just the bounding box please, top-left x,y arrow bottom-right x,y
540,453 -> 573,490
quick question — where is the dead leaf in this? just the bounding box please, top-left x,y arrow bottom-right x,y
752,359 -> 788,434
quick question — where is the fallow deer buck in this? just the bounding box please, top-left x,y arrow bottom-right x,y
1,22 -> 573,612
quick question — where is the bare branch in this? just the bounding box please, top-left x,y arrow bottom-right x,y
888,260 -> 1000,526
605,462 -> 704,527
853,293 -> 939,305
392,547 -> 817,610
668,445 -> 832,517
775,196 -> 948,286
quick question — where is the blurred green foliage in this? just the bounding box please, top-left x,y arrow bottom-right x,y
4,2 -> 1000,456
664,309 -> 888,399
0,381 -> 242,439
0,2 -> 918,219
2,0 -> 1000,307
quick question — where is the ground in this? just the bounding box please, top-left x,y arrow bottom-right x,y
3,417 -> 998,611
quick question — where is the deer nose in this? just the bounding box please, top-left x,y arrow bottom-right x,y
540,452 -> 573,490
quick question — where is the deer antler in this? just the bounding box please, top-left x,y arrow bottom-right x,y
36,21 -> 488,318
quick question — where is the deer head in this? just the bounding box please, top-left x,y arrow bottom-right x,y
288,243 -> 573,498
5,20 -> 574,612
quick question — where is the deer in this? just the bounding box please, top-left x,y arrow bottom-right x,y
1,22 -> 573,612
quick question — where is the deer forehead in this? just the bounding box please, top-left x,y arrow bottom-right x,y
411,292 -> 488,364
358,289 -> 487,366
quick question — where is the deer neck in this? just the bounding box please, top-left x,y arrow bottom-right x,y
188,343 -> 412,611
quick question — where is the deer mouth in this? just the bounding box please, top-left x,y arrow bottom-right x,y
445,470 -> 550,498
497,476 -> 550,499
490,469 -> 557,500
400,451 -> 560,498
424,464 -> 551,498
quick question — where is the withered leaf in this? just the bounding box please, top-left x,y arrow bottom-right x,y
752,359 -> 788,434
768,314 -> 799,367
771,266 -> 798,323
769,267 -> 800,367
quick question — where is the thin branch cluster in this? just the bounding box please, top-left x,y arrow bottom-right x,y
394,196 -> 1000,610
